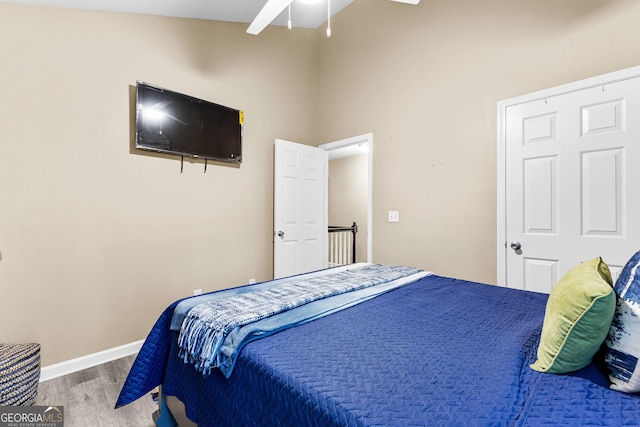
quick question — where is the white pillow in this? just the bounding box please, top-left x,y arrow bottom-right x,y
605,250 -> 640,393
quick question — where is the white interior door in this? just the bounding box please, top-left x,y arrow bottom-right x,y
274,139 -> 328,279
501,69 -> 640,292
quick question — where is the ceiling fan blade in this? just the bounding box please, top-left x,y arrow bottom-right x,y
390,0 -> 420,4
247,0 -> 295,35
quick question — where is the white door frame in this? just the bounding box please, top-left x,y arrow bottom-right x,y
319,133 -> 373,263
497,65 -> 640,286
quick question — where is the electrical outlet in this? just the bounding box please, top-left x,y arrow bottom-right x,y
193,289 -> 202,296
388,210 -> 400,223
248,278 -> 256,284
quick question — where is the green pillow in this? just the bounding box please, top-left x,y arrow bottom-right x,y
530,257 -> 616,374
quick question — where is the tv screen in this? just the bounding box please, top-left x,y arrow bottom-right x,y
135,82 -> 242,163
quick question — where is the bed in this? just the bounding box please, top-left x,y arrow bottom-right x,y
116,260 -> 640,426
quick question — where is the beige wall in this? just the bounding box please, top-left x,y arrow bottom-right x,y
0,3 -> 317,365
315,0 -> 640,283
328,154 -> 368,263
3,0 -> 640,367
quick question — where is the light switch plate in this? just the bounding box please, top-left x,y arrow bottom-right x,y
388,210 -> 400,222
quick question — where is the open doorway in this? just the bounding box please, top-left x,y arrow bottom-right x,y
319,133 -> 373,263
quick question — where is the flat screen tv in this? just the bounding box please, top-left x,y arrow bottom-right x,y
135,82 -> 242,164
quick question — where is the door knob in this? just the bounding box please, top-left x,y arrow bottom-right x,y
277,231 -> 285,238
510,241 -> 522,251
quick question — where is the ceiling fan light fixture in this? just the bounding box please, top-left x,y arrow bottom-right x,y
249,0 -> 418,36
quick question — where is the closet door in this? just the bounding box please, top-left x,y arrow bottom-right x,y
502,75 -> 640,292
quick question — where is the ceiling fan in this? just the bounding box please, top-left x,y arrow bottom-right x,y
247,0 -> 420,35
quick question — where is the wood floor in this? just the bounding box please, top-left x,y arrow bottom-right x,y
35,354 -> 158,427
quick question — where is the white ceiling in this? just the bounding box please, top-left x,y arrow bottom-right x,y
5,0 -> 354,30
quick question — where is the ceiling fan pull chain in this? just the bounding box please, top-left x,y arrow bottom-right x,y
327,0 -> 332,37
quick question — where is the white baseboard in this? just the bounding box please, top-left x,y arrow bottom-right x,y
40,340 -> 144,383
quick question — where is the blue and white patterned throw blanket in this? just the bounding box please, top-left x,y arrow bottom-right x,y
178,264 -> 422,376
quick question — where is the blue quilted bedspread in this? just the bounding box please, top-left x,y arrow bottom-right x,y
117,274 -> 640,426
